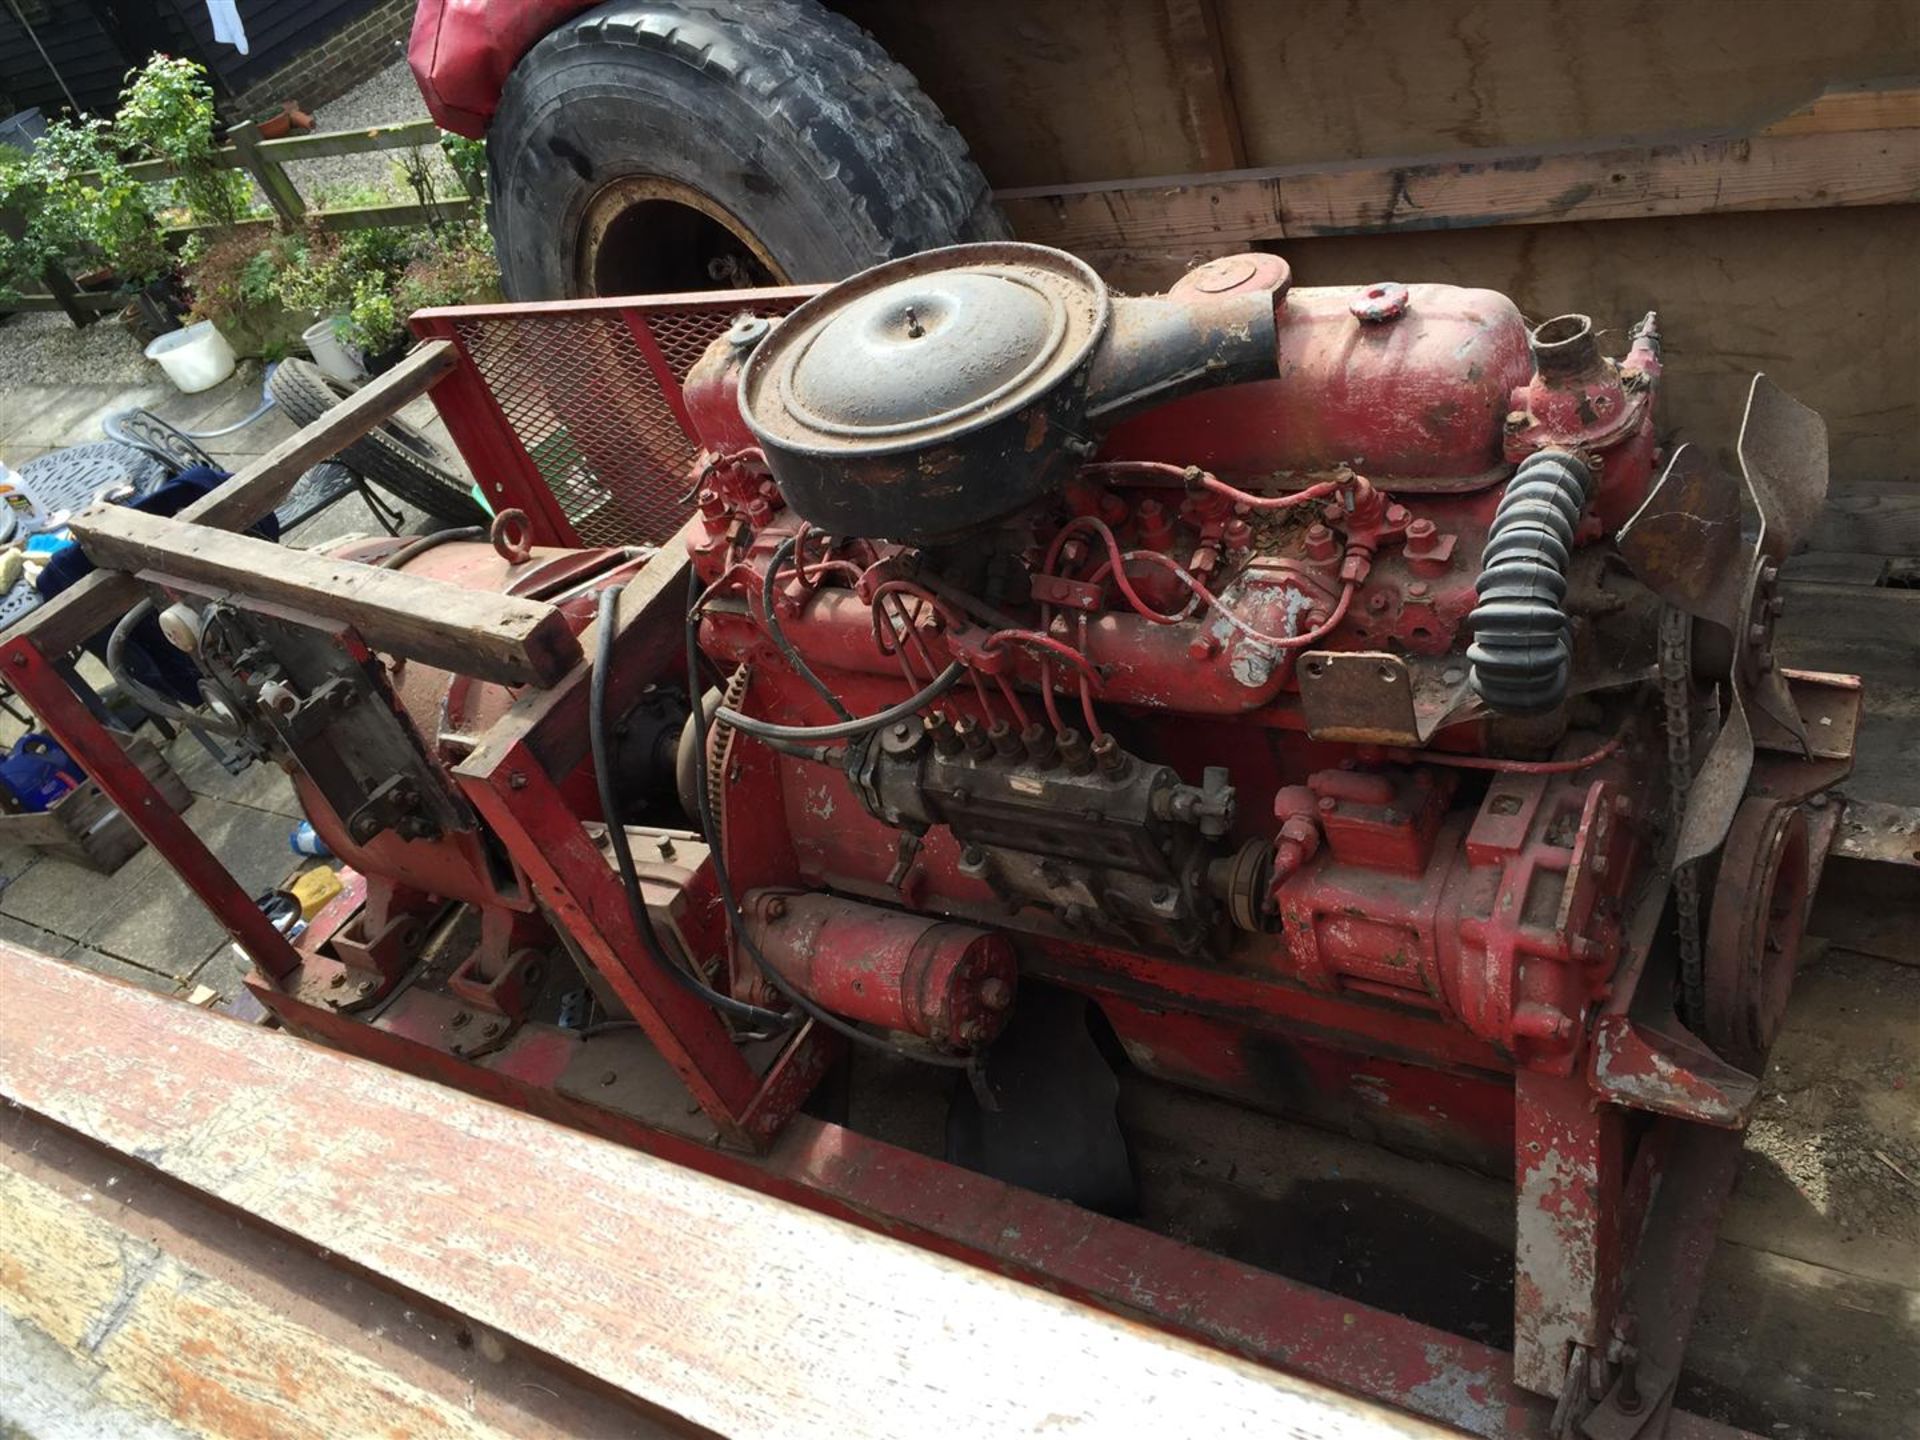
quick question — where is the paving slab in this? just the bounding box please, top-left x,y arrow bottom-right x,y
0,848 -> 150,942
0,915 -> 179,994
165,736 -> 304,818
185,935 -> 257,1002
78,864 -> 230,984
178,794 -> 308,900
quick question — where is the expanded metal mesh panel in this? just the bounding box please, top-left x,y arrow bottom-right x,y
448,295 -> 803,548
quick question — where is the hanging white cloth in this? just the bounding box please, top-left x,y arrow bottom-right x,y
207,0 -> 250,55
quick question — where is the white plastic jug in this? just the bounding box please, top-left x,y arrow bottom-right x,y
146,320 -> 238,393
303,318 -> 366,384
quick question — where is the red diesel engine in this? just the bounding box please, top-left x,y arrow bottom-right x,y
156,241 -> 1851,1427
673,244 -> 1823,1113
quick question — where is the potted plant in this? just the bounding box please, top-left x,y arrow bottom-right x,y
251,100 -> 315,142
273,220 -> 418,380
0,115 -> 178,333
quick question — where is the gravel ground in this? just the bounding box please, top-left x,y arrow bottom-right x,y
284,57 -> 461,205
0,309 -> 148,391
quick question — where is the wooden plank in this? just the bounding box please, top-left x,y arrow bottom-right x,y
228,118 -> 306,228
257,119 -> 444,162
1780,551 -> 1888,586
994,98 -> 1920,251
69,508 -> 581,688
0,1111 -> 669,1439
4,340 -> 457,657
1760,77 -> 1920,136
107,120 -> 444,184
166,197 -> 477,244
1806,478 -> 1920,558
312,198 -> 478,233
1776,581 -> 1920,685
0,943 -> 1451,1440
1161,0 -> 1246,170
0,1165 -> 524,1439
0,289 -> 122,314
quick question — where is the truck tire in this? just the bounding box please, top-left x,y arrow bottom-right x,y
486,0 -> 1009,300
268,360 -> 487,525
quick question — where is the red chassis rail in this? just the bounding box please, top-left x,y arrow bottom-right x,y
0,319 -> 1833,1438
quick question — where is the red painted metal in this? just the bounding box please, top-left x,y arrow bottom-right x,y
246,974 -> 1749,1440
1101,279 -> 1534,488
409,0 -> 599,138
410,288 -> 817,551
738,889 -> 1017,1046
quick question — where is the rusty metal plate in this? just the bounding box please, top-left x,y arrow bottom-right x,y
1616,443 -> 1748,623
1830,798 -> 1920,868
1749,667 -> 1859,761
1675,683 -> 1753,868
1297,651 -> 1420,743
1738,374 -> 1830,562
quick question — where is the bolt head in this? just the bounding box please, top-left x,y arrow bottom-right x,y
509,771 -> 528,790
766,896 -> 788,920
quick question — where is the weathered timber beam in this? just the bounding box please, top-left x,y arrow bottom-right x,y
5,340 -> 455,658
0,1119 -> 666,1438
1161,0 -> 1247,170
0,943 -> 1454,1440
69,507 -> 580,688
995,84 -> 1920,251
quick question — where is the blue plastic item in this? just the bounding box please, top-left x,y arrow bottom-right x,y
24,529 -> 71,557
289,820 -> 334,858
0,732 -> 86,812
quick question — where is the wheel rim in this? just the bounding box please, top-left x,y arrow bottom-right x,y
1703,797 -> 1811,1069
574,176 -> 789,296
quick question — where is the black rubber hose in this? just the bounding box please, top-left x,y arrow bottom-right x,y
686,565 -> 975,1070
107,599 -> 247,736
591,585 -> 790,1029
1466,450 -> 1592,715
716,663 -> 964,744
378,525 -> 484,570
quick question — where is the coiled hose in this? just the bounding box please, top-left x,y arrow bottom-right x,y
1466,450 -> 1592,714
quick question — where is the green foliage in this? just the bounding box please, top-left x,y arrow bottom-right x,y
440,133 -> 486,196
271,220 -> 497,354
117,55 -> 252,228
182,227 -> 310,350
0,115 -> 168,292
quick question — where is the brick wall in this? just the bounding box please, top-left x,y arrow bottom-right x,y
224,0 -> 417,119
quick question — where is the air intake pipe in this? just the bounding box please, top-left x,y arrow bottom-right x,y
1466,449 -> 1592,714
